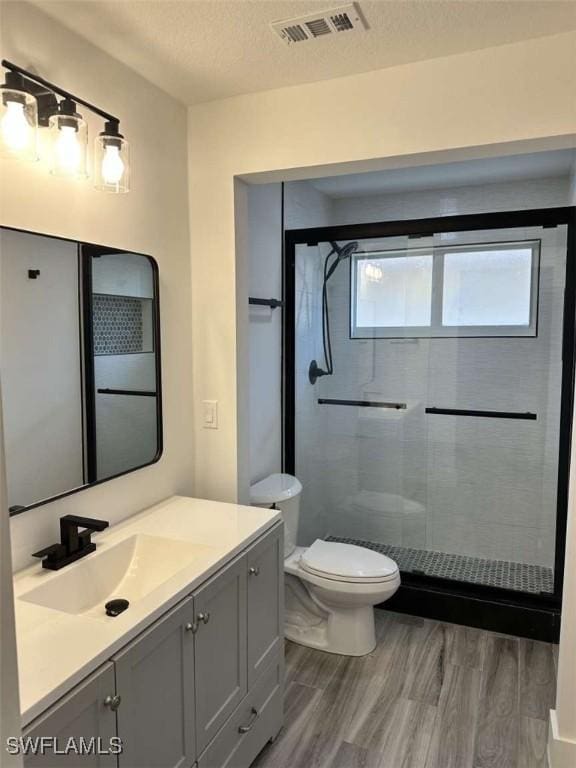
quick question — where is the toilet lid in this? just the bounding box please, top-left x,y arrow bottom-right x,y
300,540 -> 399,582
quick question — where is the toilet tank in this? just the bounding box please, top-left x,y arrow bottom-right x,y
249,473 -> 302,558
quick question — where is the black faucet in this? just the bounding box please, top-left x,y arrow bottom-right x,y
32,515 -> 109,570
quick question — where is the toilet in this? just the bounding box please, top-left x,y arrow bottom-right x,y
250,473 -> 400,656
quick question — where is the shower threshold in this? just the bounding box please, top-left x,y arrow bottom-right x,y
327,536 -> 554,595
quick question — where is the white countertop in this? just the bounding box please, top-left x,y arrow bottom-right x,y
13,495 -> 281,727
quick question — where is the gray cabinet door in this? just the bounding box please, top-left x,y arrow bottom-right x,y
113,596 -> 196,768
194,555 -> 247,754
23,663 -> 118,768
246,524 -> 283,687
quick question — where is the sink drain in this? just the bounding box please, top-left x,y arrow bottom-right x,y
105,598 -> 130,617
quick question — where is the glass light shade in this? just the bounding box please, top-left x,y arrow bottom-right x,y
95,133 -> 130,193
0,88 -> 38,161
48,111 -> 88,178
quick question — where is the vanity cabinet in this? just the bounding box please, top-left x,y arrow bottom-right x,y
197,660 -> 283,768
194,556 -> 247,753
246,528 -> 283,688
23,663 -> 118,768
113,596 -> 196,768
24,522 -> 283,768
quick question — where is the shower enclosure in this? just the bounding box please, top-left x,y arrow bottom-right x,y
284,208 -> 575,640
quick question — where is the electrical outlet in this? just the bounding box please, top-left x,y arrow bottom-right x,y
202,400 -> 218,429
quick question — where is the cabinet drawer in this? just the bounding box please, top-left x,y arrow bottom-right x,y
197,658 -> 283,768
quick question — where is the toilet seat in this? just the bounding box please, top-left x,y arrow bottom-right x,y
299,539 -> 399,584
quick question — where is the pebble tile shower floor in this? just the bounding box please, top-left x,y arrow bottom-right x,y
327,536 -> 554,594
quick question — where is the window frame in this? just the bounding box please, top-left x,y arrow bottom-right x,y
350,239 -> 541,340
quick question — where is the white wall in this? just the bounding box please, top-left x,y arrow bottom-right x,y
551,402 -> 576,766
245,179 -> 334,490
188,30 -> 576,507
0,2 -> 193,572
0,229 -> 84,509
549,158 -> 576,768
0,377 -> 22,766
284,180 -> 334,230
247,184 -> 282,485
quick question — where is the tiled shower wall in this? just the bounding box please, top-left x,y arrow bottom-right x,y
330,176 -> 572,225
286,182 -> 334,544
92,254 -> 157,481
291,176 -> 571,568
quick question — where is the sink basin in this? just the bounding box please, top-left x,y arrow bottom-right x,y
20,534 -> 213,617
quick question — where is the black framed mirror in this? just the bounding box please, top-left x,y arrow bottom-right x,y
0,227 -> 162,515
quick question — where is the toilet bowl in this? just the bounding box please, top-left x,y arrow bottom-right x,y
250,473 -> 401,656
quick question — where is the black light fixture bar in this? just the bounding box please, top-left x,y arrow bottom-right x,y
2,59 -> 119,124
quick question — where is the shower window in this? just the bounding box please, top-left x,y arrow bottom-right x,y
351,240 -> 540,338
353,249 -> 433,330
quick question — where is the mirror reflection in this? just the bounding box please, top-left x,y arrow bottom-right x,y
0,228 -> 162,514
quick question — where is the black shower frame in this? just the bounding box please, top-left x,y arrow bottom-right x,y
284,206 -> 576,642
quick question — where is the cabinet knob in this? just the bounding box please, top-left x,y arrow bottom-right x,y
184,622 -> 197,633
103,694 -> 121,712
197,612 -> 210,625
249,566 -> 260,576
238,707 -> 259,734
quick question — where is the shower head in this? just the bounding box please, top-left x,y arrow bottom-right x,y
324,240 -> 359,280
309,239 -> 361,385
330,240 -> 359,261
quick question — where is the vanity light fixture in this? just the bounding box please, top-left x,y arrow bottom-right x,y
0,70 -> 38,161
95,120 -> 130,193
48,98 -> 88,178
0,60 -> 130,193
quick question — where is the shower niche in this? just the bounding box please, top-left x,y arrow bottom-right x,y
285,206 -> 575,640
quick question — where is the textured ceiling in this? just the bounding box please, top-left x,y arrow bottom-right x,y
33,0 -> 576,105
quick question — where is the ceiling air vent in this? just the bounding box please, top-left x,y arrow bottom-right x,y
271,3 -> 366,45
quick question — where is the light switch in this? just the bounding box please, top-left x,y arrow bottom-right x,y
202,400 -> 218,429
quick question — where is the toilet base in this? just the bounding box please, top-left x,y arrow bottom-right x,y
285,603 -> 376,656
284,573 -> 378,656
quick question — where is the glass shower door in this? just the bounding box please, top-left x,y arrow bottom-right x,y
294,235 -> 433,557
293,220 -> 568,597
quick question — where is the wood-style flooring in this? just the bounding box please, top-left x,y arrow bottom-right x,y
254,611 -> 557,768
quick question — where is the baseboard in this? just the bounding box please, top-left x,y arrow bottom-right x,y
548,710 -> 576,768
